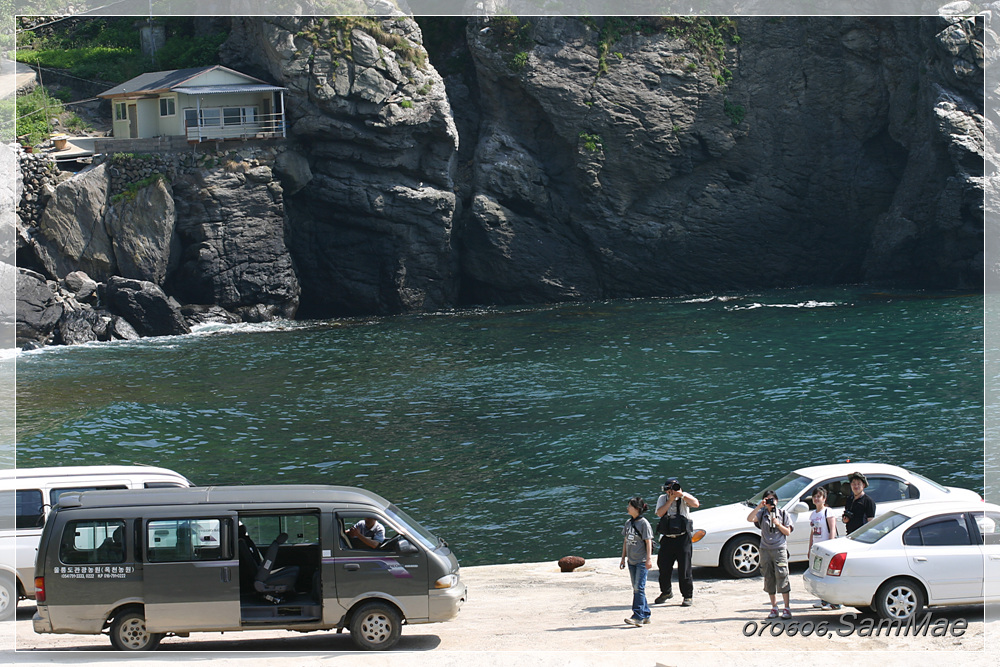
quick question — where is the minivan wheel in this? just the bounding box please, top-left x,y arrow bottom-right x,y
349,601 -> 402,650
110,610 -> 163,651
0,572 -> 14,621
874,578 -> 925,623
721,536 -> 761,578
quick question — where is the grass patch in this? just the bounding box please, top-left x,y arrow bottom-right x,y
298,17 -> 428,71
111,173 -> 167,205
16,17 -> 227,84
724,98 -> 745,125
15,87 -> 63,147
581,16 -> 739,84
579,132 -> 603,152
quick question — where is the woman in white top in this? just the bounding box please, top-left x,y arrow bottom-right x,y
808,487 -> 840,610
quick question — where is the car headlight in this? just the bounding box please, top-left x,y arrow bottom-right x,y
435,574 -> 459,589
691,529 -> 706,543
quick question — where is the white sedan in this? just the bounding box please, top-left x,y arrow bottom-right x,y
803,500 -> 999,621
689,463 -> 982,578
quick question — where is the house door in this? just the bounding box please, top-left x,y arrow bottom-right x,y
127,104 -> 138,139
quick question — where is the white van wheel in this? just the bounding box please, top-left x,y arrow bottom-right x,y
0,573 -> 15,621
349,601 -> 402,650
110,610 -> 163,651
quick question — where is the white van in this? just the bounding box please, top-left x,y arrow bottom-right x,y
1,465 -> 191,619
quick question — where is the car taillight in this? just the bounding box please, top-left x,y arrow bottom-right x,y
827,553 -> 847,577
34,576 -> 45,603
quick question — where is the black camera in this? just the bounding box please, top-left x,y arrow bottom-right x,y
664,481 -> 682,492
764,497 -> 776,508
843,509 -> 854,519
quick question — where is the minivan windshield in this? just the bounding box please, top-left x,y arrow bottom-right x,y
746,473 -> 811,506
386,505 -> 440,551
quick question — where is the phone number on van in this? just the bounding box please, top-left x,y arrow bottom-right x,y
55,565 -> 135,580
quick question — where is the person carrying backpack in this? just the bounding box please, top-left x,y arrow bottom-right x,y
654,477 -> 700,607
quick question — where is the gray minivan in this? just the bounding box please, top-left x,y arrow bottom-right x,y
32,485 -> 466,651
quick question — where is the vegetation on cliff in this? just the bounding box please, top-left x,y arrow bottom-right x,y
15,17 -> 228,83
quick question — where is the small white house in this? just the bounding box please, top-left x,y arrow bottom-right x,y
98,65 -> 287,142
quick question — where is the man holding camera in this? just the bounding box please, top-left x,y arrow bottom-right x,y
653,478 -> 700,606
843,471 -> 876,534
747,490 -> 794,619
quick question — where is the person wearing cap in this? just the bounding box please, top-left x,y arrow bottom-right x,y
653,478 -> 700,606
843,471 -> 876,534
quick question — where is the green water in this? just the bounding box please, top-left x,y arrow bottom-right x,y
14,287 -> 984,566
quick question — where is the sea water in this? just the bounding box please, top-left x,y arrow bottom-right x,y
15,287 -> 984,566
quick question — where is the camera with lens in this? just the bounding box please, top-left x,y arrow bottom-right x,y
764,497 -> 776,509
663,481 -> 682,492
843,509 -> 854,519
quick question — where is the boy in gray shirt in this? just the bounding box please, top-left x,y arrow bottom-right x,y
746,490 -> 793,619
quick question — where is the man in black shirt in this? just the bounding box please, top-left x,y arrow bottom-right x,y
843,471 -> 876,534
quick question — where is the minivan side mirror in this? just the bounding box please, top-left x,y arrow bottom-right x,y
790,502 -> 810,515
397,538 -> 419,555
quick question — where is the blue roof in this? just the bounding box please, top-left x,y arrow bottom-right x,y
98,65 -> 273,99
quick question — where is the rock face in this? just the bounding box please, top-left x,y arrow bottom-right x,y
14,14 -> 986,346
169,166 -> 300,321
104,176 -> 179,285
33,163 -> 114,281
456,16 -> 984,301
223,15 -> 460,316
16,269 -> 63,346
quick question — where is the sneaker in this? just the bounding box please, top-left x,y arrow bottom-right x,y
625,617 -> 641,626
820,603 -> 833,611
829,604 -> 842,610
767,607 -> 779,619
641,617 -> 651,625
654,592 -> 673,604
681,598 -> 692,607
812,602 -> 825,608
781,608 -> 792,620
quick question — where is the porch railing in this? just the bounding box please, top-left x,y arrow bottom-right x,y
185,112 -> 286,142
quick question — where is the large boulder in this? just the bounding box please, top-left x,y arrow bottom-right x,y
104,276 -> 190,337
33,163 -> 115,281
104,175 -> 180,285
15,268 -> 62,346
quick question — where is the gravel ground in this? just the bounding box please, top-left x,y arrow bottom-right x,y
6,558 -> 997,666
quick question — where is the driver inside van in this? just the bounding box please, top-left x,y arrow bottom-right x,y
347,517 -> 385,549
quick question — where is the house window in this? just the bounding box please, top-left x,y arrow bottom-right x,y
223,106 -> 258,125
159,97 -> 176,117
200,108 -> 222,127
115,102 -> 127,121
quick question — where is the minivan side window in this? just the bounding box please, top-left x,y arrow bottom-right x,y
147,518 -> 227,562
60,520 -> 126,564
15,489 -> 45,529
241,514 -> 319,546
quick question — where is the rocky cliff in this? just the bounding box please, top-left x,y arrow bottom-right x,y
14,14 -> 986,347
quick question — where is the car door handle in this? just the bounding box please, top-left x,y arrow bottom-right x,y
344,563 -> 361,571
221,566 -> 231,582
990,555 -> 1000,561
913,557 -> 927,562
